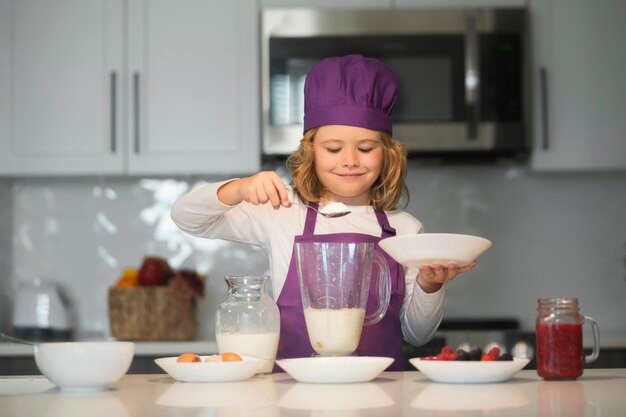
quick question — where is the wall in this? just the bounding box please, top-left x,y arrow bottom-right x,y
2,164 -> 626,342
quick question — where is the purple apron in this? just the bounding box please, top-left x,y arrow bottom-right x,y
275,203 -> 406,371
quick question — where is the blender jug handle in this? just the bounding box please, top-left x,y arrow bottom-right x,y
363,251 -> 391,326
584,315 -> 600,363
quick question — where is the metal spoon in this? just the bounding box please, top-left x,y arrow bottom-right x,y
0,332 -> 36,345
291,201 -> 351,218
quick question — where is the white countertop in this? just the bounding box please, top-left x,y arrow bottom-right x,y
1,369 -> 625,416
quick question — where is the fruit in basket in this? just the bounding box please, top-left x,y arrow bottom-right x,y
171,269 -> 205,298
138,256 -> 172,286
115,268 -> 139,288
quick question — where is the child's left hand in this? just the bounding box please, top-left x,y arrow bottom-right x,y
417,261 -> 477,293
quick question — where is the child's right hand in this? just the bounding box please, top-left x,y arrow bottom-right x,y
217,171 -> 291,209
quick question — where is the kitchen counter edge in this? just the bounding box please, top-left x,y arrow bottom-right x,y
0,340 -> 217,357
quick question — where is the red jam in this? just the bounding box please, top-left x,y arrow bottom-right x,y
536,322 -> 583,380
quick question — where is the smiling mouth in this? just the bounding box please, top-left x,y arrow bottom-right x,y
336,173 -> 364,178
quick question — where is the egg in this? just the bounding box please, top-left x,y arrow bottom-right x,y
177,352 -> 201,363
221,352 -> 242,362
204,354 -> 223,363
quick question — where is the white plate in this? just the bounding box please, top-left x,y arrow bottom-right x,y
409,358 -> 530,383
379,233 -> 492,268
275,356 -> 394,384
154,356 -> 264,382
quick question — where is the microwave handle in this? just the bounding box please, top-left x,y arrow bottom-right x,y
465,15 -> 479,140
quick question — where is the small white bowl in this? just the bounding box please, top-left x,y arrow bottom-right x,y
275,356 -> 394,384
409,357 -> 530,383
34,342 -> 134,392
379,233 -> 492,268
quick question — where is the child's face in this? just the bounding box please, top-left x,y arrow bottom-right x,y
312,125 -> 384,205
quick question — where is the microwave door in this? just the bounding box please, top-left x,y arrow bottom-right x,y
465,14 -> 479,140
262,8 -> 527,157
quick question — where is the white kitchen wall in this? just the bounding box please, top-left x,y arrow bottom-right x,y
1,163 -> 626,342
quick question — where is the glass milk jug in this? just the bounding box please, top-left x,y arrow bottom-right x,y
535,297 -> 600,380
215,275 -> 280,374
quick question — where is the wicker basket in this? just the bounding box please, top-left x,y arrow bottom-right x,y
108,283 -> 197,341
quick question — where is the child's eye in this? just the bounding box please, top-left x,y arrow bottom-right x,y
326,147 -> 341,153
358,148 -> 374,153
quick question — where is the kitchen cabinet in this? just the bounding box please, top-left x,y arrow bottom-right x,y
529,0 -> 626,170
261,0 -> 525,8
0,0 -> 124,175
0,355 -> 164,375
261,0 -> 392,8
0,0 -> 260,176
395,0 -> 525,7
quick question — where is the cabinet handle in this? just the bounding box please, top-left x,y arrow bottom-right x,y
133,72 -> 140,154
465,14 -> 479,140
539,67 -> 550,150
110,72 -> 117,153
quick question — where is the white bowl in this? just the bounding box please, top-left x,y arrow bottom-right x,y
409,357 -> 530,383
34,342 -> 134,392
275,356 -> 394,384
379,233 -> 492,268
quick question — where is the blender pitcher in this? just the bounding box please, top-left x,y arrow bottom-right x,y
295,241 -> 391,356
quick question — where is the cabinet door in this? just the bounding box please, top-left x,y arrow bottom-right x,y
261,0 -> 391,7
395,0 -> 524,7
530,0 -> 626,170
0,0 -> 124,175
127,0 -> 260,175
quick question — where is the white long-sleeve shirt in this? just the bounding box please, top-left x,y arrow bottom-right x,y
170,180 -> 445,346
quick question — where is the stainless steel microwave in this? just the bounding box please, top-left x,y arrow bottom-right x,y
261,8 -> 529,160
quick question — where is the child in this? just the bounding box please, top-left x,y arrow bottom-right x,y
171,54 -> 476,370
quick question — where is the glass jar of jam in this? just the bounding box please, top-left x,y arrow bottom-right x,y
535,297 -> 600,380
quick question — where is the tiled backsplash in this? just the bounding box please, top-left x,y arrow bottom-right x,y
2,163 -> 626,341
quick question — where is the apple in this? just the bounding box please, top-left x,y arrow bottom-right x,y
138,256 -> 172,286
172,269 -> 205,298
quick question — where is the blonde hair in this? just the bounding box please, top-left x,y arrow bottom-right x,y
286,128 -> 409,211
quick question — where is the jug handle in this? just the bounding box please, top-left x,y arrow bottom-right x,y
363,251 -> 392,326
584,316 -> 600,363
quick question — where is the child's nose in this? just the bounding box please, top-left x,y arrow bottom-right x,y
342,150 -> 359,167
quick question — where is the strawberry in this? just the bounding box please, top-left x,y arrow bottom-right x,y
487,347 -> 501,361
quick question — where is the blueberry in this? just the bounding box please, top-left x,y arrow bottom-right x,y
455,351 -> 471,361
468,348 -> 483,361
497,352 -> 514,361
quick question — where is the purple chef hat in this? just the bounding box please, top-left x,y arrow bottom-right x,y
303,54 -> 399,134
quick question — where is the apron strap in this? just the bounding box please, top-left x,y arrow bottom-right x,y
375,209 -> 396,237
